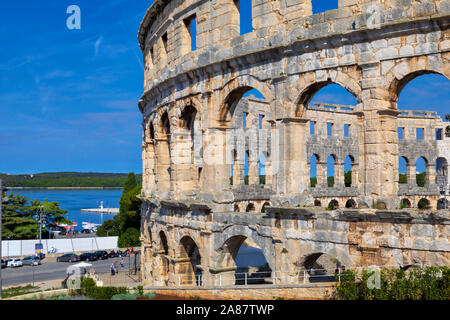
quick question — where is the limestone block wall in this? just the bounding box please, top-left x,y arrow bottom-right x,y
138,0 -> 450,211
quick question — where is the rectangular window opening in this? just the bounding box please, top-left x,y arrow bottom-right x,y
161,32 -> 168,54
243,112 -> 248,129
184,15 -> 197,51
235,0 -> 253,35
310,121 -> 316,135
436,128 -> 443,140
416,128 -> 424,140
258,114 -> 264,130
398,127 -> 404,140
344,124 -> 350,137
327,123 -> 333,137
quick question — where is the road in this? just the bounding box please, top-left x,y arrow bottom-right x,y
1,256 -> 134,287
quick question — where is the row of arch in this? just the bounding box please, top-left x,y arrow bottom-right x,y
310,154 -> 356,188
153,229 -> 347,286
399,156 -> 448,186
143,64 -> 449,195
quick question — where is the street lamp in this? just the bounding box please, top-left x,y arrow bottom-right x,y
0,179 -> 9,299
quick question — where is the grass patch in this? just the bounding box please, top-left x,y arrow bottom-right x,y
2,285 -> 38,298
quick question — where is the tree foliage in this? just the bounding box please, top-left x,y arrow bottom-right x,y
0,172 -> 142,188
97,172 -> 142,248
336,266 -> 450,300
1,192 -> 71,240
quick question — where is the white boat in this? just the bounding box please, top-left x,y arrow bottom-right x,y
82,221 -> 101,231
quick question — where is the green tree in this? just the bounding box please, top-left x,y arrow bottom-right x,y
1,193 -> 71,240
96,217 -> 120,237
123,173 -> 137,193
118,227 -> 141,248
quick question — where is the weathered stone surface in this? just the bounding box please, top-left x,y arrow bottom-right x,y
137,0 -> 450,295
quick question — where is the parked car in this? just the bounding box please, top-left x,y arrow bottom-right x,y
7,258 -> 23,268
108,250 -> 119,258
56,253 -> 81,263
79,252 -> 97,262
80,229 -> 91,234
94,251 -> 109,260
116,250 -> 128,257
22,256 -> 41,266
1,259 -> 6,269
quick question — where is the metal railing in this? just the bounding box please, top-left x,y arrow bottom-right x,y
151,268 -> 347,288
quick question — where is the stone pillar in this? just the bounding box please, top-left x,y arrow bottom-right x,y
248,153 -> 258,185
143,142 -> 156,196
426,162 -> 435,186
273,118 -> 309,195
408,163 -> 416,187
202,128 -> 231,192
155,138 -> 172,195
335,160 -> 345,188
317,161 -> 327,187
360,107 -> 399,199
170,130 -> 197,198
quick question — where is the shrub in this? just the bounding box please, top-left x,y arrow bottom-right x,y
336,266 -> 450,300
77,277 -> 128,300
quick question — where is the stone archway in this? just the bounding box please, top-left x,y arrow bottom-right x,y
178,236 -> 202,286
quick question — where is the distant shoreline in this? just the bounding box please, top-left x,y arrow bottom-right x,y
9,187 -> 124,190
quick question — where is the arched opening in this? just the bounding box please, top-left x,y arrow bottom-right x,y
310,154 -> 319,188
416,157 -> 427,187
327,155 -> 336,187
178,236 -> 202,286
234,204 -> 240,212
418,198 -> 431,210
221,87 -> 271,187
345,199 -> 356,209
399,156 -> 408,184
157,112 -> 171,192
177,105 -> 200,189
314,199 -> 322,207
401,198 -> 411,209
158,231 -> 169,284
258,152 -> 266,185
327,199 -> 339,210
261,202 -> 270,213
312,0 -> 338,14
244,151 -> 249,185
159,231 -> 169,255
245,203 -> 255,212
149,122 -> 155,140
344,155 -> 354,187
396,73 -> 449,120
437,198 -> 449,210
299,252 -> 344,283
436,157 -> 448,185
298,82 -> 358,117
219,236 -> 272,285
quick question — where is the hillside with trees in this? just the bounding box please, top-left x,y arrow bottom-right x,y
0,172 -> 142,188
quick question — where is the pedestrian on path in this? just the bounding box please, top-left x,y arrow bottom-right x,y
120,257 -> 124,268
110,263 -> 115,276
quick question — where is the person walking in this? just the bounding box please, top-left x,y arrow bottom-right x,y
120,257 -> 124,268
110,262 -> 115,276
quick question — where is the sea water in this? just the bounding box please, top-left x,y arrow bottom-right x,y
9,189 -> 122,231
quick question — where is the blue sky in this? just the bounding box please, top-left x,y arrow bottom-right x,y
0,1 -> 448,175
